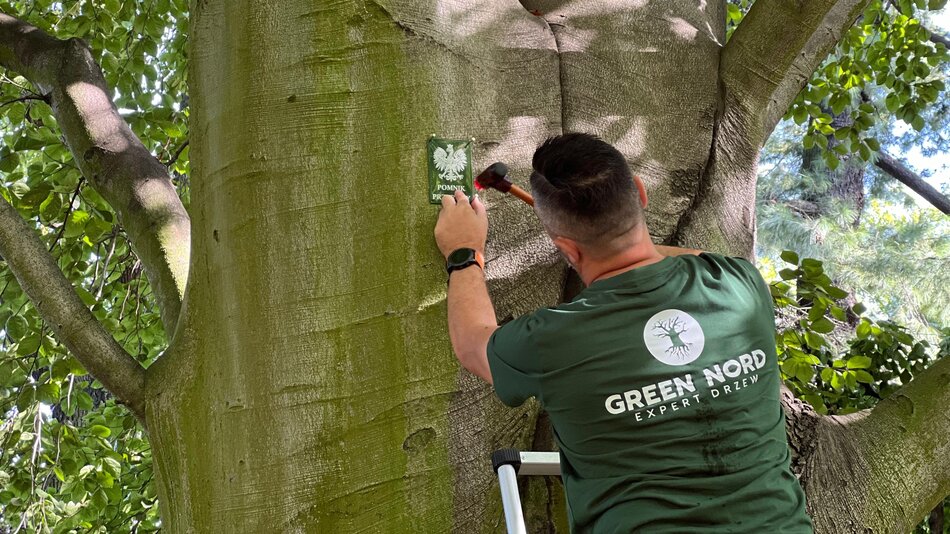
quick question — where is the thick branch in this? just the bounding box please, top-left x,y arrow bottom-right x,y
0,14 -> 190,336
928,27 -> 950,49
875,152 -> 950,214
847,355 -> 950,532
0,198 -> 146,421
722,0 -> 870,142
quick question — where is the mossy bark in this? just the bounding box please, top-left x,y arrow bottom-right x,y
148,1 -> 566,531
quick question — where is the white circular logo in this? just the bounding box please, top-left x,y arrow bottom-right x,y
643,309 -> 705,366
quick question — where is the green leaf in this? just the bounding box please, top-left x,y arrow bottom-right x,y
805,330 -> 825,349
90,425 -> 111,438
0,151 -> 19,172
96,469 -> 115,488
852,303 -> 867,315
854,370 -> 875,383
53,466 -> 65,482
831,94 -> 850,115
792,106 -> 808,125
830,371 -> 844,390
5,315 -> 29,340
794,364 -> 815,383
20,184 -> 52,210
843,370 -> 858,390
65,210 -> 90,239
885,92 -> 900,112
830,306 -> 847,321
826,286 -> 848,300
811,317 -> 835,334
856,319 -> 872,339
36,383 -> 60,404
802,258 -> 824,276
16,333 -> 42,356
833,126 -> 851,140
847,355 -> 873,369
825,153 -> 840,170
779,268 -> 798,280
39,192 -> 63,223
780,250 -> 799,265
76,390 -> 94,411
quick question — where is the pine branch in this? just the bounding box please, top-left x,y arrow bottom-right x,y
0,198 -> 146,421
875,152 -> 950,214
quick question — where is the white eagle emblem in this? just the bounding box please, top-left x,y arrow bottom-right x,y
433,144 -> 468,182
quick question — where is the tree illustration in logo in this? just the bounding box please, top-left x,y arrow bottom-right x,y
653,316 -> 693,359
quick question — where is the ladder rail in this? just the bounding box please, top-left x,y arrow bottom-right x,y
492,449 -> 562,534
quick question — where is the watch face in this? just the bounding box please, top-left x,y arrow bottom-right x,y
448,248 -> 475,265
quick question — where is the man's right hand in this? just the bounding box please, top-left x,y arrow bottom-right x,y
434,190 -> 488,259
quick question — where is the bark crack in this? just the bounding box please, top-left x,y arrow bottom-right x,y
668,65 -> 726,246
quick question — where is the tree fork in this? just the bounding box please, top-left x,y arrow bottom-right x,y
0,198 -> 146,421
0,13 -> 191,336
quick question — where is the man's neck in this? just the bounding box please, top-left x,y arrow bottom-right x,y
581,241 -> 666,286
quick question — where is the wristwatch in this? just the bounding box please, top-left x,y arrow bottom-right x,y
446,248 -> 485,275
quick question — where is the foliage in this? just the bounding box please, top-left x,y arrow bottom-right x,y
772,252 -> 946,415
785,0 -> 949,170
757,120 -> 950,340
770,252 -> 950,532
0,0 -> 188,531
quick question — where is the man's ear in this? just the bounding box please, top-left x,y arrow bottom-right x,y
633,175 -> 648,208
552,235 -> 582,268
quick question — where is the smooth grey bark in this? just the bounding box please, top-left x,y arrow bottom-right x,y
789,354 -> 950,533
875,152 -> 950,214
0,198 -> 146,420
0,13 -> 190,336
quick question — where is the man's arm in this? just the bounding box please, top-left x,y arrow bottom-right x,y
435,190 -> 496,384
447,266 -> 497,383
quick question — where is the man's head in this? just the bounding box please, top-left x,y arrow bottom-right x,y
530,133 -> 648,264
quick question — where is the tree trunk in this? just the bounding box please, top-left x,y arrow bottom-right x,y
147,1 -> 564,530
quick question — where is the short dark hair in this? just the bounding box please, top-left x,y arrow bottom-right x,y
530,133 -> 643,248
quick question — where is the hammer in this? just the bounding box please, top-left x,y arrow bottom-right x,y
474,162 -> 534,206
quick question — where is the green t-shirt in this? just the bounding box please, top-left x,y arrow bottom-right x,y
487,253 -> 813,533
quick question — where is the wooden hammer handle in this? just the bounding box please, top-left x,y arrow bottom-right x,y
508,184 -> 534,206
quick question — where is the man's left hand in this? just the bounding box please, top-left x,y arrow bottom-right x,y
435,190 -> 488,259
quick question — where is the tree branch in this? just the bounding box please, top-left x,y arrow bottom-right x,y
927,27 -> 950,49
846,354 -> 950,532
0,198 -> 146,421
721,0 -> 871,142
0,13 -> 190,336
875,152 -> 950,214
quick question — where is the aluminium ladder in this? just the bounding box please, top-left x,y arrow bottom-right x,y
491,449 -> 562,534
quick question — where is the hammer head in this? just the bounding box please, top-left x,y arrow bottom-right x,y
475,162 -> 512,193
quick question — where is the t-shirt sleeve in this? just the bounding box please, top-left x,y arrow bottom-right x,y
699,253 -> 774,312
487,313 -> 543,407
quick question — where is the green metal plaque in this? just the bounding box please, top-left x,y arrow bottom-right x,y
427,136 -> 473,204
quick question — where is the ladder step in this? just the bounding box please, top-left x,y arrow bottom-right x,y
517,451 -> 561,476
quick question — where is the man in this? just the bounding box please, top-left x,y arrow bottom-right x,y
434,133 -> 813,533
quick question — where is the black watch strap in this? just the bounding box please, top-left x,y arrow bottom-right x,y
446,248 -> 485,274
